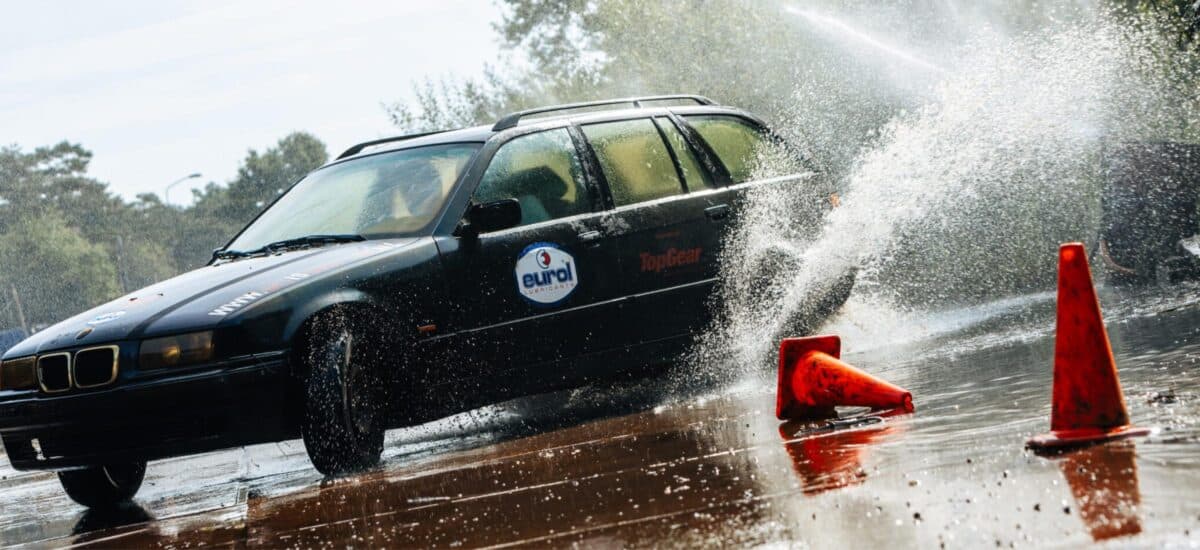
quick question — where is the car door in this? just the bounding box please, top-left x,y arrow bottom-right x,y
433,128 -> 624,386
577,117 -> 727,346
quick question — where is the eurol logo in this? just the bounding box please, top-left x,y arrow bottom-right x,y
515,242 -> 578,305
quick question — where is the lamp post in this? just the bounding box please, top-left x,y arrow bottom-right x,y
164,173 -> 202,206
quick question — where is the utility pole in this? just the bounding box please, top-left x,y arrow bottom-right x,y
10,284 -> 28,336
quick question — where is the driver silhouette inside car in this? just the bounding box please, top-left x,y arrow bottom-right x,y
494,165 -> 577,226
357,160 -> 445,234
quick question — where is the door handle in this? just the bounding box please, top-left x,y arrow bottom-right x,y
577,230 -> 603,245
705,204 -> 731,221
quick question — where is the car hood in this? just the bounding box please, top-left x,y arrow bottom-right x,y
4,238 -> 420,358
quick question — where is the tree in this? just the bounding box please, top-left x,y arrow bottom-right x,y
0,142 -> 106,234
0,143 -> 131,324
0,212 -> 120,327
387,0 -> 1200,173
0,132 -> 330,326
1127,0 -> 1200,44
196,132 -> 329,225
384,0 -> 948,175
382,0 -> 1200,312
172,132 -> 330,268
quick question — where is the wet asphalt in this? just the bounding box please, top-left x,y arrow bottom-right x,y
1,284 -> 1198,548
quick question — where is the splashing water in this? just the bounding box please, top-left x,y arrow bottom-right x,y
785,7 -> 946,75
699,12 -> 1200,372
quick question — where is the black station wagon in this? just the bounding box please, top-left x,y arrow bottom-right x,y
0,95 -> 853,508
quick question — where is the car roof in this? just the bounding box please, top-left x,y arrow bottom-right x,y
327,95 -> 765,167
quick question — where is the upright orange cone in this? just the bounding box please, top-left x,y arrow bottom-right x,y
1026,243 -> 1151,451
776,335 -> 914,420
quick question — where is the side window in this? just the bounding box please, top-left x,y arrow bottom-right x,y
474,129 -> 592,227
654,117 -> 715,191
684,115 -> 800,183
581,119 -> 684,207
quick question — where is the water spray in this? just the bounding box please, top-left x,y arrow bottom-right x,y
785,6 -> 946,74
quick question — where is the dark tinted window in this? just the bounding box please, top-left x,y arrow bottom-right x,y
582,119 -> 683,207
474,129 -> 592,227
655,117 -> 714,191
685,115 -> 802,183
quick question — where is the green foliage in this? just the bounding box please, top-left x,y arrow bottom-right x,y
195,132 -> 329,224
1125,0 -> 1200,44
386,0 -> 1200,171
0,212 -> 120,326
4,0 -> 1198,328
383,0 -> 931,174
386,1 -> 804,132
178,132 -> 329,269
0,132 -> 329,327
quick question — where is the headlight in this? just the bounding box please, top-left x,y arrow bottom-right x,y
0,356 -> 38,390
139,331 -> 214,370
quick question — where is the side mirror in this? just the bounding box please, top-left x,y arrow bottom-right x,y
458,199 -> 522,237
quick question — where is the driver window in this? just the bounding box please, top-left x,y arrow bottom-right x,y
474,129 -> 592,227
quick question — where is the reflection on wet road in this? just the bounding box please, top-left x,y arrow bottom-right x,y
2,287 -> 1199,547
1059,442 -> 1142,541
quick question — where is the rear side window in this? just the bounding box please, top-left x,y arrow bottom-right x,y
474,129 -> 593,227
655,117 -> 714,191
684,115 -> 779,183
582,119 -> 684,207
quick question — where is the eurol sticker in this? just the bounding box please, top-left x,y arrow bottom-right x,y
515,242 -> 578,305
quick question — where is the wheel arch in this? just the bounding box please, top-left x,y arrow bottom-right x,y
283,289 -> 391,375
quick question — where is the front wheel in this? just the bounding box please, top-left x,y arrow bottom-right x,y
299,311 -> 386,476
58,462 -> 146,508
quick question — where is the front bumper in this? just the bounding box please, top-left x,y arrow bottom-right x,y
0,356 -> 297,471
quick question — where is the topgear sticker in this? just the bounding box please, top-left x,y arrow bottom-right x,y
515,242 -> 578,305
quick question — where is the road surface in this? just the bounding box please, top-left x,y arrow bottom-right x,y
1,285 -> 1198,548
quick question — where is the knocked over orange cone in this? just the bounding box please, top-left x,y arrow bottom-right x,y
1027,243 -> 1151,451
776,335 -> 914,420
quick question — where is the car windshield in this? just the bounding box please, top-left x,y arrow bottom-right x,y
226,143 -> 481,251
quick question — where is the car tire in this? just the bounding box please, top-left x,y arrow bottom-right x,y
747,247 -> 803,305
299,310 -> 386,476
743,247 -> 856,338
779,267 -> 856,336
57,462 -> 146,508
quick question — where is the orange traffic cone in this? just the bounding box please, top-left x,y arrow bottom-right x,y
775,335 -> 914,420
1026,243 -> 1151,451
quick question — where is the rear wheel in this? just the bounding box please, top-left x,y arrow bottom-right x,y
58,462 -> 146,508
741,247 -> 856,336
299,311 -> 386,476
782,267 -> 856,335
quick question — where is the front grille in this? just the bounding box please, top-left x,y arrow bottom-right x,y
37,353 -> 71,393
74,346 -> 118,388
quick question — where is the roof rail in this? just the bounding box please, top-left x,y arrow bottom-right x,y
491,94 -> 715,131
336,129 -> 449,160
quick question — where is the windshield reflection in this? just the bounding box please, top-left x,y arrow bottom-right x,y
227,143 -> 480,251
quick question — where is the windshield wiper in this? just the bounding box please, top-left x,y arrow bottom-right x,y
213,234 -> 365,261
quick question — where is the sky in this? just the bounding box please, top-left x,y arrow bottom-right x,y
1,0 -> 503,202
